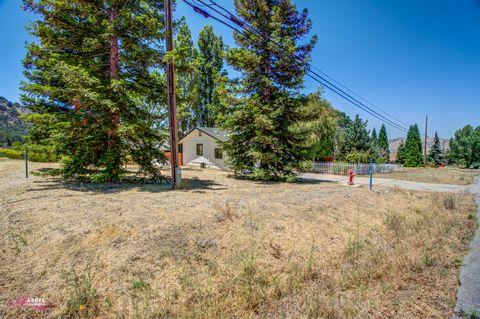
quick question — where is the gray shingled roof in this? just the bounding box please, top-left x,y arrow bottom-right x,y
178,127 -> 229,143
196,127 -> 228,142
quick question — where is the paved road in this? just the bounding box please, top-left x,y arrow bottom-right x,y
301,173 -> 480,317
454,176 -> 480,318
301,173 -> 469,193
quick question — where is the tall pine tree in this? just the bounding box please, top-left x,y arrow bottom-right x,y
22,0 -> 167,181
396,139 -> 405,164
378,124 -> 390,162
370,127 -> 379,159
223,0 -> 317,180
428,131 -> 444,166
175,18 -> 199,135
197,25 -> 225,127
403,124 -> 423,167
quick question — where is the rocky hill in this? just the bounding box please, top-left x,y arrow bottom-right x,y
389,137 -> 450,160
0,96 -> 29,146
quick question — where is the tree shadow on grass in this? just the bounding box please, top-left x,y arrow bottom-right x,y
26,176 -> 227,194
296,177 -> 340,185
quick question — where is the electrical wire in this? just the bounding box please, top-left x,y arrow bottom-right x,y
182,0 -> 409,132
195,0 -> 409,132
201,0 -> 410,129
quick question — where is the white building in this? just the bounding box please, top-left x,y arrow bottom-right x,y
178,127 -> 228,170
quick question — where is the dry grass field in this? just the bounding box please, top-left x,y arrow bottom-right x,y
373,167 -> 479,185
0,158 -> 477,318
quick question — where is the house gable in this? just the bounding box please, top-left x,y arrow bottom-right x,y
179,128 -> 227,170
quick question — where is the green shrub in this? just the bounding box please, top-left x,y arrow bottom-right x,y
345,151 -> 371,164
0,147 -> 57,163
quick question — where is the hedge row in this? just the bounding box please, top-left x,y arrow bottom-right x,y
0,148 -> 57,163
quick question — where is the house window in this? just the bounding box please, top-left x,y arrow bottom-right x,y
178,143 -> 183,153
214,148 -> 223,159
198,130 -> 202,137
196,144 -> 203,156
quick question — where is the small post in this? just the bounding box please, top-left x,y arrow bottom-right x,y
424,114 -> 428,166
25,145 -> 29,179
369,159 -> 373,191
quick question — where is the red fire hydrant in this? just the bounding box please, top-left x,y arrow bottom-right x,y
348,168 -> 355,185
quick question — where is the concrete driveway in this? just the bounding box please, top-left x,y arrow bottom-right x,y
301,172 -> 480,318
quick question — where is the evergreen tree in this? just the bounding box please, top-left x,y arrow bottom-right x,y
396,139 -> 405,164
370,127 -> 379,160
403,124 -> 423,167
428,131 -> 444,166
197,25 -> 225,127
223,0 -> 317,180
378,124 -> 390,162
337,114 -> 371,161
22,0 -> 166,181
175,18 -> 199,135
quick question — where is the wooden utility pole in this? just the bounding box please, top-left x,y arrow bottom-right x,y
165,0 -> 180,188
424,114 -> 428,166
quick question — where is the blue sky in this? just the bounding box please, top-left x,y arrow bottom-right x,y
1,0 -> 479,138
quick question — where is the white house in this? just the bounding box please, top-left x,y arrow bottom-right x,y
178,127 -> 228,170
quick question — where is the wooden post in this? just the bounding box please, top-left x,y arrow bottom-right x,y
164,0 -> 181,189
25,145 -> 28,179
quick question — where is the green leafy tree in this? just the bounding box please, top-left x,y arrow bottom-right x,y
378,124 -> 390,162
299,90 -> 339,161
337,114 -> 371,161
223,0 -> 317,180
22,0 -> 166,181
403,124 -> 423,167
449,125 -> 480,168
197,25 -> 225,127
428,131 -> 444,166
396,139 -> 405,164
175,19 -> 199,135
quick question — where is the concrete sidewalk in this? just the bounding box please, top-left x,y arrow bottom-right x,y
301,173 -> 469,193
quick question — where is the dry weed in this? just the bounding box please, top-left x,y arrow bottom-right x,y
0,159 -> 477,319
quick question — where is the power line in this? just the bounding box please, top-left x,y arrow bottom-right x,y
308,64 -> 410,127
306,72 -> 407,132
200,0 -> 410,130
183,0 -> 248,37
182,0 -> 409,132
198,0 -> 409,132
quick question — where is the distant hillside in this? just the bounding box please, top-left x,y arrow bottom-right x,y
389,137 -> 450,161
0,96 -> 29,146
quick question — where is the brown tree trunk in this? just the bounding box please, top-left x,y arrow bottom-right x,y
110,7 -> 120,125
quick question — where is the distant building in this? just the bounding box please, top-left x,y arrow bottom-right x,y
178,127 -> 228,170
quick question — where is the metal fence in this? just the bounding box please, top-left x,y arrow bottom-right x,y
311,162 -> 403,175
